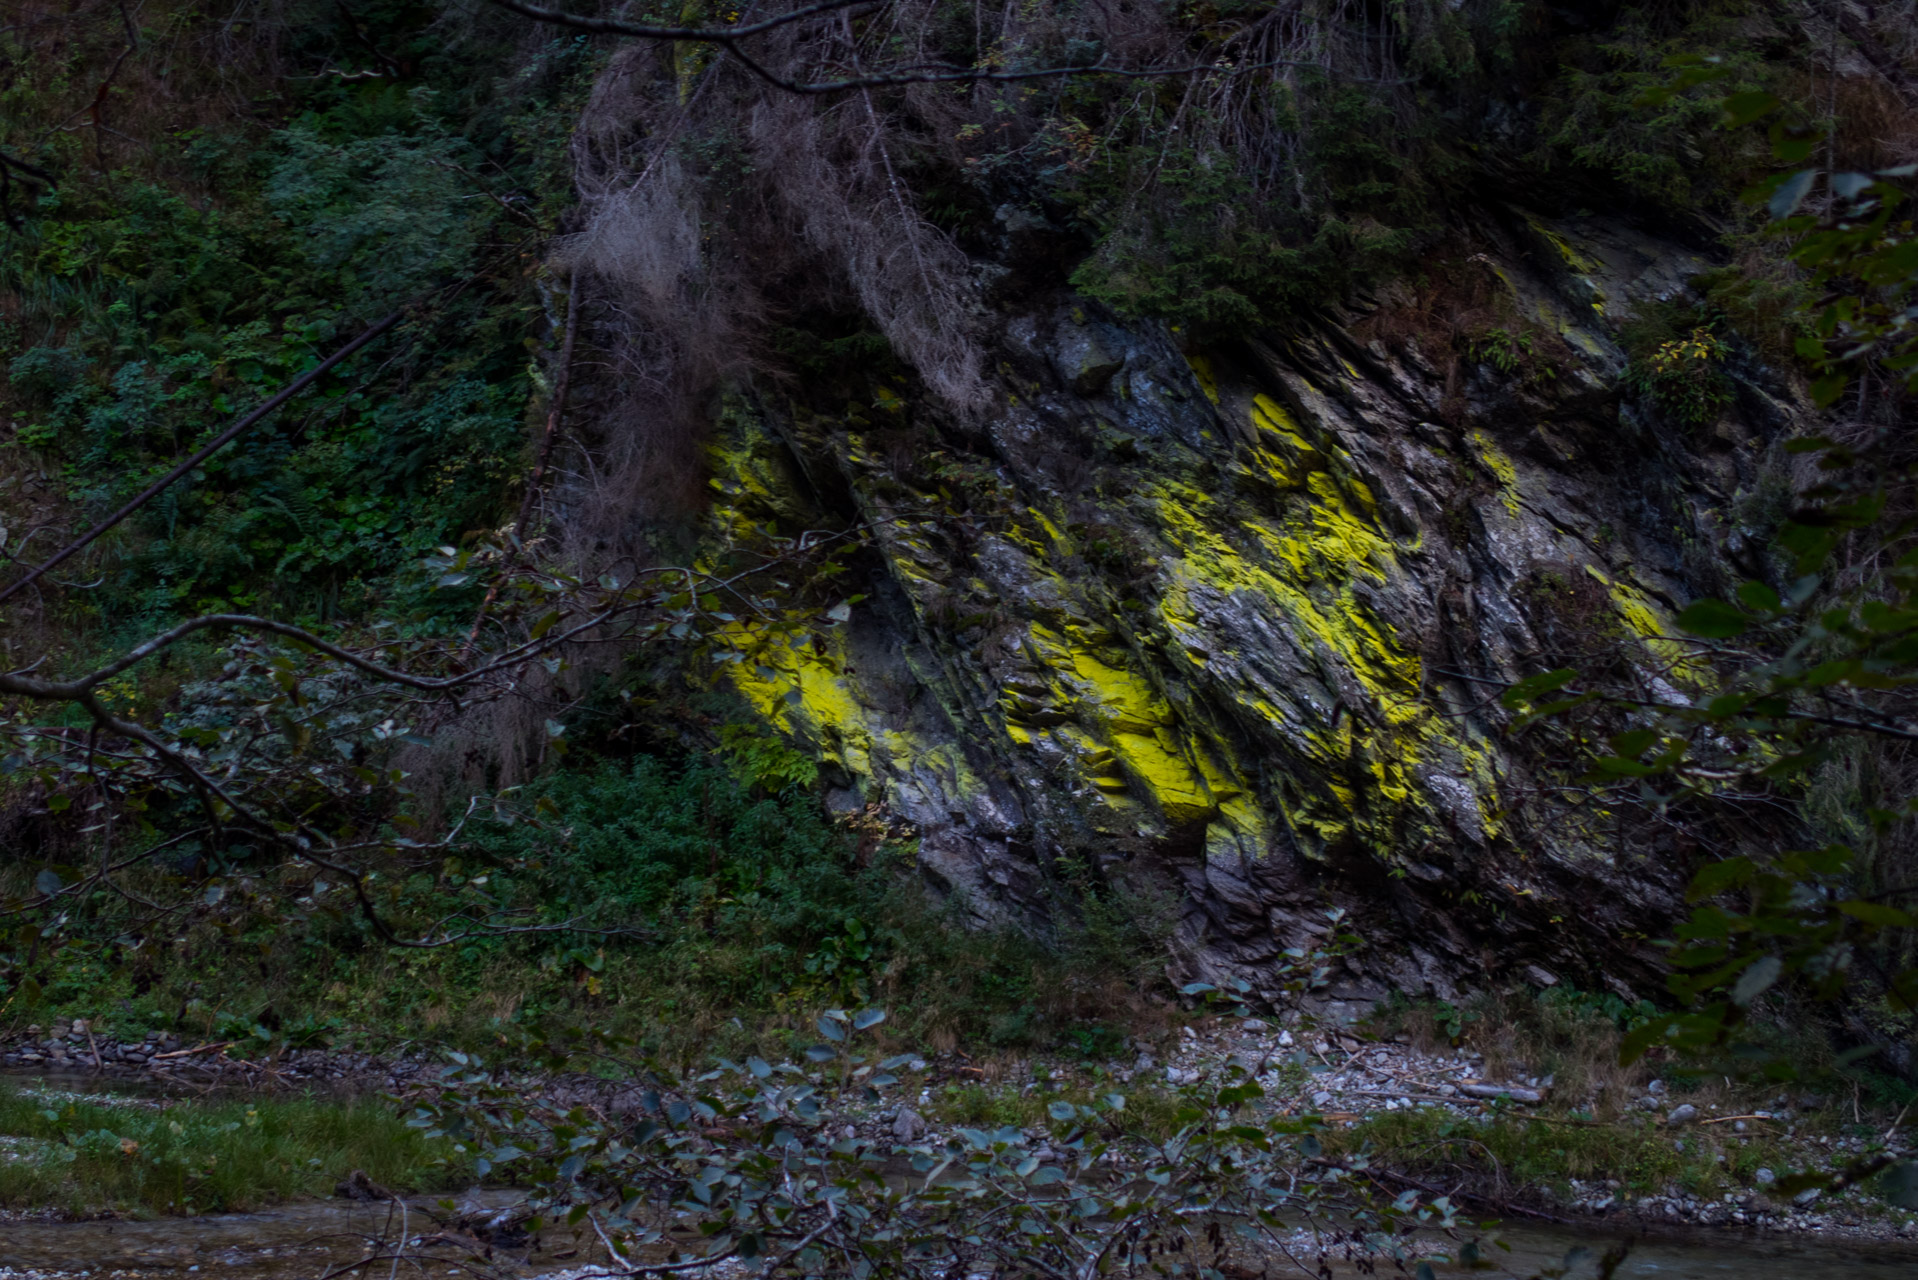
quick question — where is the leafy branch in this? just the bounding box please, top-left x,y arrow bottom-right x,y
1487,81 -> 1918,1135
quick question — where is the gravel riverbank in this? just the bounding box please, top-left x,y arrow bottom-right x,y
6,1013 -> 1915,1247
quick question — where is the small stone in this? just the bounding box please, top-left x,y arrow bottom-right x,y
1667,1104 -> 1699,1126
1755,1168 -> 1776,1185
1240,1018 -> 1268,1032
890,1108 -> 924,1144
1311,1090 -> 1334,1108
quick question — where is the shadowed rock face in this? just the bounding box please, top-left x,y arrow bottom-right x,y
703,210 -> 1805,1009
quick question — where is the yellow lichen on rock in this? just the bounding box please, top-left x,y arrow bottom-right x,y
1525,215 -> 1607,315
1468,430 -> 1522,517
1021,623 -> 1232,824
1585,567 -> 1704,682
1185,353 -> 1222,405
721,626 -> 874,775
1134,380 -> 1504,860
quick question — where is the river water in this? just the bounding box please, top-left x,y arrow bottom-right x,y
1,1202 -> 1914,1279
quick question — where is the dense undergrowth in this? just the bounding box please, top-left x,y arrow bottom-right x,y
1,1 -> 585,632
7,725 -> 1178,1061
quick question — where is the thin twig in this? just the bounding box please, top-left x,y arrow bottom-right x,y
463,270 -> 581,656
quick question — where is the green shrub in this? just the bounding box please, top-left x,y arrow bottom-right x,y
1627,327 -> 1735,426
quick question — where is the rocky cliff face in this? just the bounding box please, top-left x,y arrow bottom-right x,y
699,208 -> 1805,1010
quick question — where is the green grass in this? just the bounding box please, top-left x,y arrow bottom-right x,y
1342,1107 -> 1796,1201
0,1083 -> 463,1216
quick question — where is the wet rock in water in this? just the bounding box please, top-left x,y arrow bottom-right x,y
335,1169 -> 394,1201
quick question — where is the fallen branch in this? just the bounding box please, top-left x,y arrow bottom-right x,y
1459,1082 -> 1546,1104
149,1039 -> 238,1061
1698,1114 -> 1781,1126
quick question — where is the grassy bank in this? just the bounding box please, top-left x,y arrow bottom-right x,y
0,1082 -> 460,1217
1342,1106 -> 1797,1202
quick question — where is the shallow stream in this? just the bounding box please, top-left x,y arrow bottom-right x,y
2,1198 -> 1914,1279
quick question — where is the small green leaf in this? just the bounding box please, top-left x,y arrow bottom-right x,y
1830,171 -> 1873,200
1500,668 -> 1578,708
1720,90 -> 1780,127
1836,901 -> 1914,928
1676,598 -> 1747,638
1620,1018 -> 1680,1064
1769,168 -> 1817,219
1608,729 -> 1658,758
1731,956 -> 1783,1007
1687,858 -> 1754,902
1735,581 -> 1783,613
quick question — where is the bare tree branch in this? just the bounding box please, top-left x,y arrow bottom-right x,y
484,0 -> 1363,95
